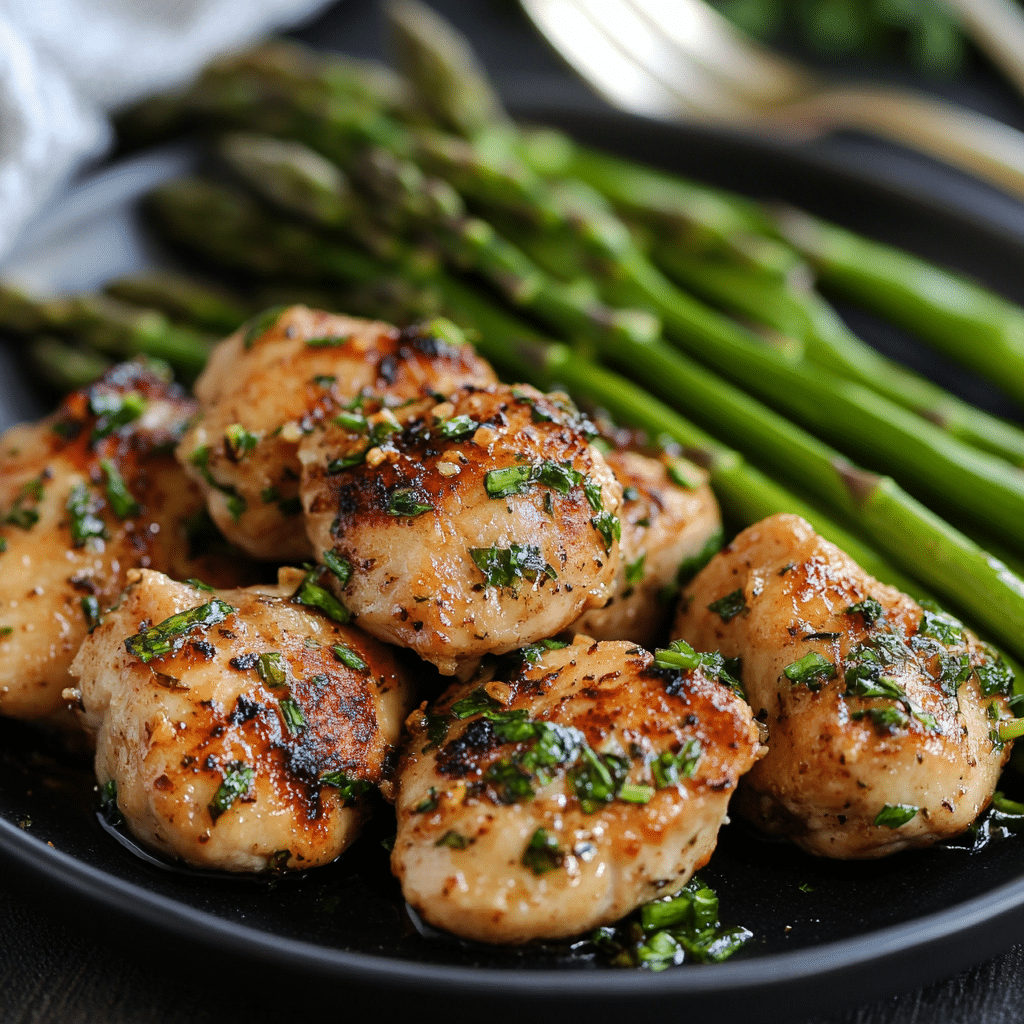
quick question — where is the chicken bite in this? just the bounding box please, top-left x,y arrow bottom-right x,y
674,513 -> 1015,859
391,636 -> 761,944
178,308 -> 496,560
0,361 -> 243,724
566,450 -> 721,648
300,383 -> 623,676
70,567 -> 415,873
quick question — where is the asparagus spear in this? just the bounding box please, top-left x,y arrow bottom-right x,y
103,271 -> 251,335
28,337 -> 111,391
0,285 -> 214,381
776,207 -> 1024,407
387,0 -> 509,140
654,244 -> 1024,467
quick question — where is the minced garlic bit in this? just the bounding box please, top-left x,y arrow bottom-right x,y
472,426 -> 497,447
438,462 -> 460,477
279,421 -> 303,443
366,447 -> 387,468
431,401 -> 455,422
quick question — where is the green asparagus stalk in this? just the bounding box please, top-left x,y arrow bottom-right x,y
28,337 -> 111,391
0,284 -> 214,381
653,244 -> 1024,467
103,271 -> 251,335
387,0 -> 510,140
775,207 -> 1024,407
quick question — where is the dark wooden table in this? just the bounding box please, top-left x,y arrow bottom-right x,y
4,3 -> 1024,1021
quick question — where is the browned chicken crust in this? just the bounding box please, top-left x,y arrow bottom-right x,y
300,383 -> 623,675
71,567 -> 415,872
0,361 -> 244,724
391,636 -> 762,943
675,513 -> 1014,858
178,307 -> 496,560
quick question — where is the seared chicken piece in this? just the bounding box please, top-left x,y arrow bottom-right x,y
674,513 -> 1015,859
566,450 -> 721,648
178,308 -> 496,560
300,384 -> 623,676
70,567 -> 415,872
391,636 -> 761,944
0,362 -> 242,724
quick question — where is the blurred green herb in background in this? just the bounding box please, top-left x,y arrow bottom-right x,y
711,0 -> 968,76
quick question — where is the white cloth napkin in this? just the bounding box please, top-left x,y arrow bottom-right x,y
0,0 -> 333,260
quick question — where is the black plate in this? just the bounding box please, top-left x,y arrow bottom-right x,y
3,112 -> 1024,1023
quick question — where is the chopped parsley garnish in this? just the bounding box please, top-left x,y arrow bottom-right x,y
387,488 -> 433,517
469,544 -> 557,593
0,626 -> 12,638
569,747 -> 629,813
512,638 -> 569,665
652,640 -> 744,697
322,550 -> 352,586
242,305 -> 286,349
99,779 -> 121,824
305,334 -> 350,348
619,782 -> 656,804
484,464 -> 536,499
332,642 -> 368,673
320,771 -> 371,805
434,414 -> 478,440
977,647 -> 1015,698
326,451 -> 369,474
185,578 -> 215,592
208,762 -> 254,820
81,595 -> 101,631
707,589 -> 747,622
622,486 -> 640,502
875,804 -> 918,829
66,484 -> 107,547
918,607 -> 965,646
852,706 -> 909,730
291,567 -> 350,624
591,510 -> 621,552
845,598 -> 885,628
100,459 -> 140,519
482,460 -> 591,502
334,410 -> 368,433
593,877 -> 751,970
650,740 -> 702,788
279,697 -> 306,735
414,788 -> 439,813
223,423 -> 259,461
188,446 -> 247,522
583,478 -> 604,511
435,829 -> 470,849
124,599 -> 234,663
625,554 -> 647,586
451,687 -> 501,719
256,652 -> 288,688
522,828 -> 564,875
783,652 -> 836,692
4,474 -> 45,530
88,390 -> 147,444
667,460 -> 700,490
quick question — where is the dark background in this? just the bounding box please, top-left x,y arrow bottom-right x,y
5,1 -> 1024,1020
